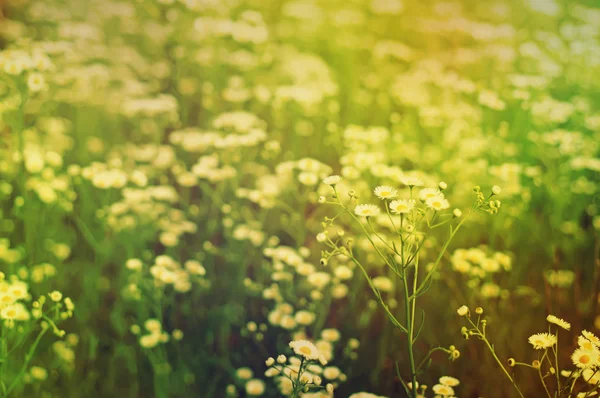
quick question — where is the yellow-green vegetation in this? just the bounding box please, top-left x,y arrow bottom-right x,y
0,0 -> 599,397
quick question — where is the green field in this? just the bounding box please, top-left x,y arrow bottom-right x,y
0,0 -> 599,397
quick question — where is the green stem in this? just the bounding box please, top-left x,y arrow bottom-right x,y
402,266 -> 417,398
5,326 -> 48,397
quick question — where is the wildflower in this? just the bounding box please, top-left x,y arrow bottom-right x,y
547,315 -> 571,330
438,181 -> 448,190
453,209 -> 462,218
439,376 -> 460,386
389,199 -> 414,214
266,357 -> 275,367
457,305 -> 469,316
0,305 -> 18,320
318,354 -> 328,366
323,175 -> 341,186
172,329 -> 184,341
475,307 -> 484,315
27,72 -> 46,92
277,355 -> 287,364
419,188 -> 440,202
326,383 -> 334,393
425,195 -> 450,211
583,330 -> 600,347
245,379 -> 265,396
572,347 -> 600,369
236,367 -> 253,380
126,259 -> 143,271
289,340 -> 320,360
374,185 -> 398,199
508,358 -> 516,367
492,185 -> 502,195
354,204 -> 380,217
432,383 -> 455,396
528,333 -> 557,349
49,291 -> 63,302
402,177 -> 424,187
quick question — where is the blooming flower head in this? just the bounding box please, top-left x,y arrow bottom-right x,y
432,383 -> 455,396
583,331 -> 600,347
402,177 -> 424,187
374,185 -> 398,200
579,336 -> 596,351
323,175 -> 341,186
528,332 -> 557,349
389,199 -> 414,214
439,376 -> 460,386
547,314 -> 571,331
572,347 -> 600,369
289,340 -> 320,360
419,188 -> 440,202
425,194 -> 450,211
354,204 -> 380,217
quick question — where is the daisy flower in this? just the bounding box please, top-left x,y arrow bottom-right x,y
323,175 -> 341,186
432,383 -> 455,396
374,185 -> 398,200
354,204 -> 381,217
401,176 -> 424,187
583,330 -> 600,347
425,195 -> 450,211
579,336 -> 596,351
418,188 -> 440,202
547,314 -> 571,331
289,340 -> 320,360
572,347 -> 600,369
389,199 -> 414,214
528,333 -> 557,349
439,376 -> 460,387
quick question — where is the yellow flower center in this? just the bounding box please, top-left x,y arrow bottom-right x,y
299,346 -> 312,355
580,354 -> 590,364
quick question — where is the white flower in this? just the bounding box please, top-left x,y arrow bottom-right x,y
374,185 -> 398,199
323,175 -> 341,185
354,204 -> 381,217
419,188 -> 440,202
389,199 -> 414,214
492,185 -> 502,195
457,305 -> 469,316
289,340 -> 320,360
402,176 -> 424,187
426,195 -> 450,211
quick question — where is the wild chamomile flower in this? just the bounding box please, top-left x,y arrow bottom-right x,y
402,177 -> 424,187
374,185 -> 398,199
572,347 -> 600,369
289,340 -> 320,360
419,188 -> 440,202
323,175 -> 341,186
354,204 -> 380,217
583,330 -> 600,347
439,376 -> 460,386
547,314 -> 571,330
389,199 -> 414,214
432,383 -> 455,396
528,332 -> 557,349
425,194 -> 450,211
578,336 -> 596,351
457,305 -> 469,316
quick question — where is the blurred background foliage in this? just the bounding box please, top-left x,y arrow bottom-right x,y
0,0 -> 599,396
